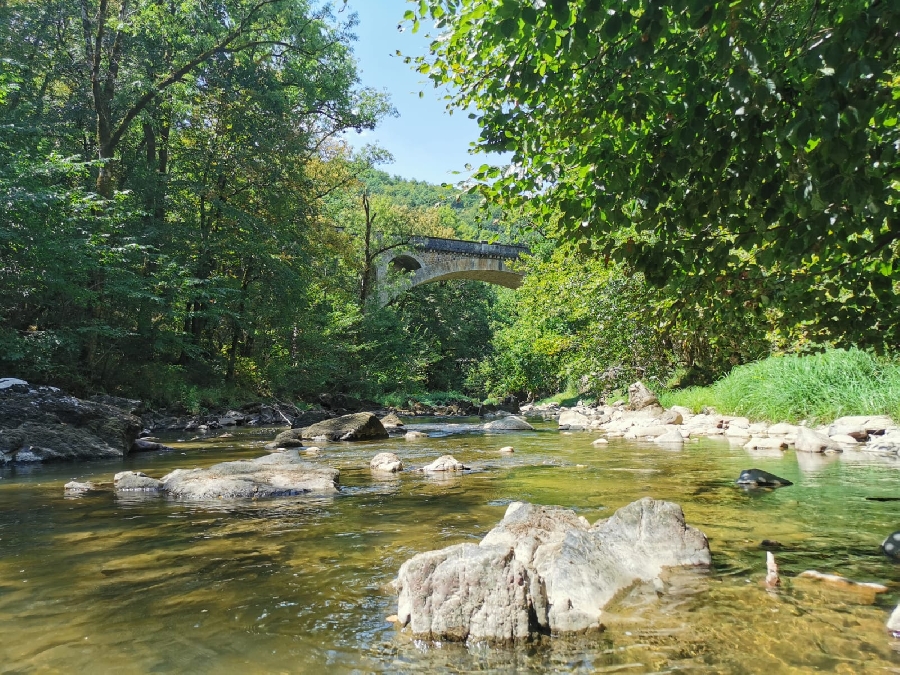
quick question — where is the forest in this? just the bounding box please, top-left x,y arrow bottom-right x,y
2,0 -> 899,414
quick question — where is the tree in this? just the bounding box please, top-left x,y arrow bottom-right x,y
410,0 -> 900,348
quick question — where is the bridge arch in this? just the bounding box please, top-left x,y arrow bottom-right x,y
376,236 -> 528,306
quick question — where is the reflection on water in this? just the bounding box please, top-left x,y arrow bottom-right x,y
3,418 -> 900,673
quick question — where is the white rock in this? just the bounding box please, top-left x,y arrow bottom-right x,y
743,437 -> 787,451
421,455 -> 468,473
0,378 -> 28,389
394,498 -> 709,640
654,430 -> 685,446
405,431 -> 429,439
499,446 -> 515,453
371,452 -> 403,473
558,410 -> 591,429
768,423 -> 800,436
794,427 -> 843,453
591,438 -> 609,445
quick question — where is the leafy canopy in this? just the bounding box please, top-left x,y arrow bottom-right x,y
410,0 -> 900,347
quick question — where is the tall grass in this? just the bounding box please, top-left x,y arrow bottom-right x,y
659,348 -> 900,423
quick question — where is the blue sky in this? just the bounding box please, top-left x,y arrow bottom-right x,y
342,0 -> 487,185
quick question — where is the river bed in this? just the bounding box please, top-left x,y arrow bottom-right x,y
2,418 -> 900,673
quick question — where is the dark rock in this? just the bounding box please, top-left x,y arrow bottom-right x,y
0,386 -> 141,463
298,412 -> 388,441
291,409 -> 334,429
271,429 -> 306,448
88,394 -> 144,414
131,438 -> 175,453
735,468 -> 793,488
883,531 -> 900,560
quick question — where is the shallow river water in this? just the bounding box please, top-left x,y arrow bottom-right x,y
3,418 -> 900,673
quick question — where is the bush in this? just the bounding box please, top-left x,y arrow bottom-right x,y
660,348 -> 900,423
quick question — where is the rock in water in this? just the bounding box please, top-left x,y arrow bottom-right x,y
558,410 -> 590,430
394,497 -> 709,641
298,412 -> 388,441
380,413 -> 405,428
483,416 -> 534,431
161,452 -> 339,499
883,531 -> 900,559
114,471 -> 163,492
371,452 -> 403,473
421,455 -> 468,473
794,427 -> 843,454
735,469 -> 793,488
0,385 -> 141,463
64,480 -> 95,494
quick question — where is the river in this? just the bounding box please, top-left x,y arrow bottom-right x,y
2,417 -> 900,673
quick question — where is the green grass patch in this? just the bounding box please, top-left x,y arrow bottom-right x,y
659,348 -> 900,423
536,389 -> 583,407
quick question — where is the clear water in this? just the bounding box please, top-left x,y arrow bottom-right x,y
3,418 -> 900,673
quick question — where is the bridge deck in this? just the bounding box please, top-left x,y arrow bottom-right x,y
409,236 -> 529,259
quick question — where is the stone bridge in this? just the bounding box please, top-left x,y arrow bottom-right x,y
377,236 -> 529,305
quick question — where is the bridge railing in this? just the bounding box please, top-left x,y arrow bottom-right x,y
408,236 -> 529,259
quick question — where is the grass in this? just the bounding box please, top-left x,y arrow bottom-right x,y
535,389 -> 583,407
659,348 -> 900,424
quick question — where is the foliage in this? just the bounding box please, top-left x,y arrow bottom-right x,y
660,348 -> 900,423
470,248 -> 676,400
411,0 -> 900,349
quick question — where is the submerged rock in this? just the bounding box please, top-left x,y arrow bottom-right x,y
131,438 -> 174,453
394,497 -> 710,641
483,416 -> 534,431
735,468 -> 793,488
64,480 -> 95,494
298,412 -> 388,441
371,452 -> 403,473
161,452 -> 339,499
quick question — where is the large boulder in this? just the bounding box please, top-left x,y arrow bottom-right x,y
0,384 -> 141,463
161,451 -> 339,499
558,409 -> 591,430
627,381 -> 659,411
484,416 -> 535,431
297,412 -> 388,441
394,498 -> 709,641
794,427 -> 843,454
290,409 -> 334,429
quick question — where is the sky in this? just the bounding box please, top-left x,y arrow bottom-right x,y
341,0 -> 488,185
